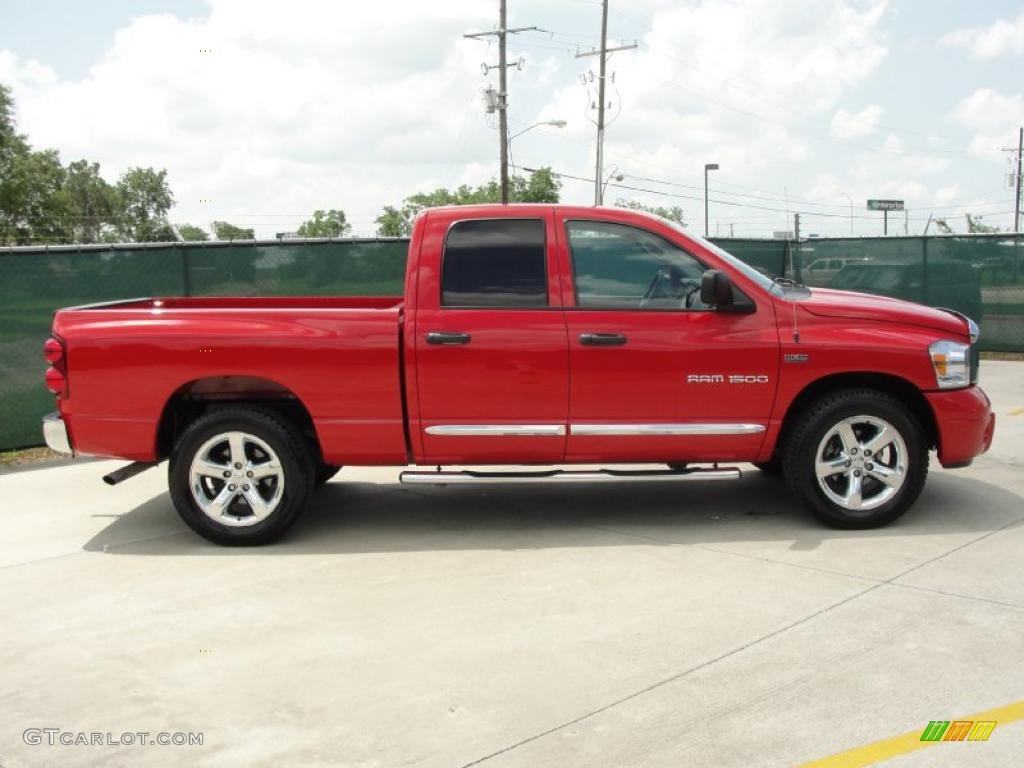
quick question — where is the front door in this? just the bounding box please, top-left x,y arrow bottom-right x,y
556,215 -> 779,463
412,213 -> 569,464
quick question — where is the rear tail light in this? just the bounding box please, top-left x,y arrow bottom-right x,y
43,336 -> 67,395
44,337 -> 64,364
45,367 -> 66,395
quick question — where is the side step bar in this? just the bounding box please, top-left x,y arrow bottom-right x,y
399,466 -> 741,486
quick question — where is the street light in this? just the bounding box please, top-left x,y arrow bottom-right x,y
840,192 -> 853,236
508,119 -> 567,143
507,120 -> 567,172
704,163 -> 719,237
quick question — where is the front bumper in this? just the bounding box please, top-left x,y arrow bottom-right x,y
925,386 -> 994,468
42,412 -> 73,455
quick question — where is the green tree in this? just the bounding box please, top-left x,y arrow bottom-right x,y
0,84 -> 72,244
116,167 -> 174,242
211,221 -> 255,240
177,223 -> 209,241
63,159 -> 119,243
933,218 -> 953,235
614,199 -> 687,227
297,209 -> 351,237
965,213 -> 999,234
375,205 -> 414,237
374,167 -> 561,236
510,167 -> 562,203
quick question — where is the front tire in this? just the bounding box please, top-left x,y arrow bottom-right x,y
169,406 -> 315,545
315,463 -> 342,486
782,389 -> 928,529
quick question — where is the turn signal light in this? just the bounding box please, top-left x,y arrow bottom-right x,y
929,339 -> 969,390
43,337 -> 64,364
45,367 -> 66,395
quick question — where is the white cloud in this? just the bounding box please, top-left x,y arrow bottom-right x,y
3,0 -> 992,238
536,0 -> 888,209
1,1 -> 498,235
951,87 -> 1024,155
831,105 -> 883,139
940,12 -> 1024,58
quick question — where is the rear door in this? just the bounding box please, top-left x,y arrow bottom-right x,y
556,214 -> 779,463
411,211 -> 569,464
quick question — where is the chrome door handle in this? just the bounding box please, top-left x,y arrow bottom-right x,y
426,331 -> 472,346
579,333 -> 627,346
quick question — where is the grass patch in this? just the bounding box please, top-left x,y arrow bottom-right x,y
0,446 -> 62,468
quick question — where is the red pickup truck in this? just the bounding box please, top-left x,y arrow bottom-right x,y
42,205 -> 994,545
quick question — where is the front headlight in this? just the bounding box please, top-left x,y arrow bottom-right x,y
930,340 -> 970,389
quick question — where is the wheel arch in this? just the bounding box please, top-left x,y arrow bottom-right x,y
774,372 -> 937,457
155,376 -> 323,462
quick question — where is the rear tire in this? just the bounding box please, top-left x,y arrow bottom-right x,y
169,406 -> 315,545
782,389 -> 928,529
753,458 -> 782,475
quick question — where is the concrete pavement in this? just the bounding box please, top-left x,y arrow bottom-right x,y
1,361 -> 1022,767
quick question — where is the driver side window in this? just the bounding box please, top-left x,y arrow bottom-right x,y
566,220 -> 707,310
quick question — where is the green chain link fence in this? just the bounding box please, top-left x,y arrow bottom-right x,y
1,234 -> 1021,450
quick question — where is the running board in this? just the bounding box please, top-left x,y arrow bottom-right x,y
399,466 -> 741,486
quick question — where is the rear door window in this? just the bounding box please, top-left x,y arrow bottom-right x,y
441,219 -> 547,308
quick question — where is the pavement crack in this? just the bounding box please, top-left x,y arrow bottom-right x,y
882,515 -> 1024,584
887,582 -> 1024,611
460,516 -> 1024,767
458,582 -> 882,768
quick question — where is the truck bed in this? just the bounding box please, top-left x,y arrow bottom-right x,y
51,296 -> 409,465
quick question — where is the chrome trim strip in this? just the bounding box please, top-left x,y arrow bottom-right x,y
400,468 -> 741,485
570,423 -> 766,436
425,424 -> 567,437
42,412 -> 73,454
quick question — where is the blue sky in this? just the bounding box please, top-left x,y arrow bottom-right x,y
1,0 -> 1022,237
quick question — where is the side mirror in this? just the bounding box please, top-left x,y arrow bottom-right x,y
700,269 -> 734,307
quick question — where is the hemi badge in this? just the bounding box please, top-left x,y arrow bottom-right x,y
784,353 -> 809,363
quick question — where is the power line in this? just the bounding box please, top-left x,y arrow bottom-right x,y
514,164 -> 1015,223
506,121 -> 1012,215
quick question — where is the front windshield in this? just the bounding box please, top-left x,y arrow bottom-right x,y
657,216 -> 783,296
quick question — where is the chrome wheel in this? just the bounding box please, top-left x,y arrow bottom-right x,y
189,431 -> 284,527
814,415 -> 907,513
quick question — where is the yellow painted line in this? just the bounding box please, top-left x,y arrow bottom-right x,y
797,699 -> 1024,768
1008,407 -> 1024,416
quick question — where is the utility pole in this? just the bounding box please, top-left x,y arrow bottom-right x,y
594,0 -> 608,206
498,0 -> 509,203
576,1 -> 636,205
703,162 -> 719,236
1000,126 -> 1022,232
465,5 -> 540,204
794,213 -> 800,242
1015,126 -> 1022,233
1001,126 -> 1023,283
